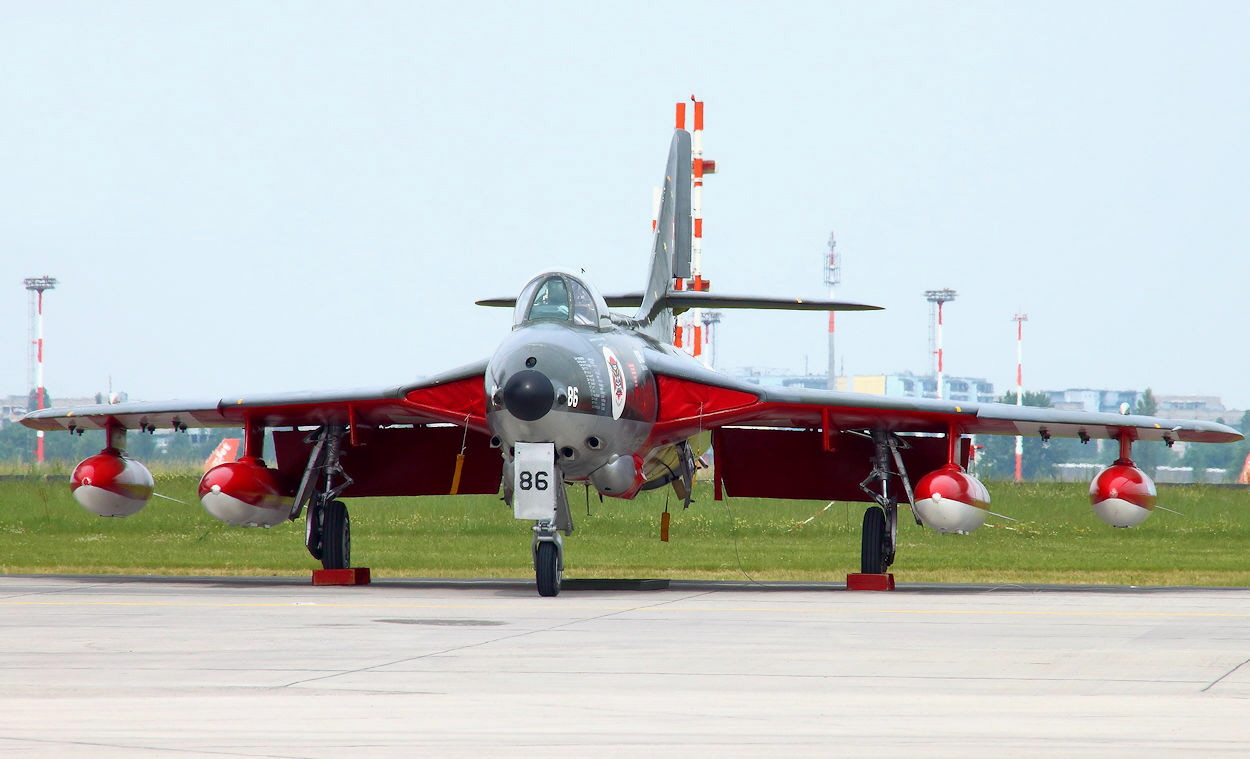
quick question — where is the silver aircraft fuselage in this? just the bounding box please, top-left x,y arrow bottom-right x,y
485,319 -> 667,491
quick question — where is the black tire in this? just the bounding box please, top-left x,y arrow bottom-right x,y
860,507 -> 887,574
535,541 -> 561,597
321,499 -> 351,570
305,498 -> 325,561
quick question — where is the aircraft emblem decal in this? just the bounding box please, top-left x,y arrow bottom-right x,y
603,347 -> 627,420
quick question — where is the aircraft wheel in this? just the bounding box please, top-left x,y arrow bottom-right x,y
305,498 -> 325,561
321,499 -> 351,570
535,540 -> 561,597
860,507 -> 887,574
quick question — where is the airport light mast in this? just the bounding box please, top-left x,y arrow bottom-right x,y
823,232 -> 841,389
24,275 -> 57,464
925,288 -> 956,400
701,310 -> 723,369
1013,311 -> 1029,482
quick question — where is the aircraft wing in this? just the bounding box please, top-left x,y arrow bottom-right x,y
643,352 -> 1243,445
20,361 -> 492,434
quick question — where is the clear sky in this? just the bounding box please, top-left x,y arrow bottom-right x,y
3,2 -> 1247,411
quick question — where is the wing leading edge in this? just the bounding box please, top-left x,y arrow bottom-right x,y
20,360 -> 492,434
644,353 -> 1243,446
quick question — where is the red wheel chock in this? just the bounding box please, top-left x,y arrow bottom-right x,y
846,573 -> 895,591
312,568 -> 372,586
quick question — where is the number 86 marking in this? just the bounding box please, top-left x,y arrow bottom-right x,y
518,470 -> 549,491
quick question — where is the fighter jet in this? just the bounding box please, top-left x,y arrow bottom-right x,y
22,129 -> 1243,596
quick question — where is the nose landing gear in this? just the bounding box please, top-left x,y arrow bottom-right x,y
533,528 -> 563,597
512,441 -> 572,596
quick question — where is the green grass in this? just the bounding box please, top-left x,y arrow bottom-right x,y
1,475 -> 1248,585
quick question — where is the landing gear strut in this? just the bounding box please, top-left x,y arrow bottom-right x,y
856,429 -> 914,574
530,472 -> 570,597
292,426 -> 354,570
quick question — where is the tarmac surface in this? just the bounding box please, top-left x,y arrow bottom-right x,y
1,574 -> 1248,757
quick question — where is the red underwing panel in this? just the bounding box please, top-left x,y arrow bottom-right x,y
655,374 -> 759,423
646,374 -> 762,445
404,375 -> 490,430
273,426 -> 502,498
712,427 -> 968,503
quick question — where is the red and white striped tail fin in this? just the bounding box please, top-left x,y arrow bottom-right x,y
669,98 -> 716,364
204,438 -> 240,472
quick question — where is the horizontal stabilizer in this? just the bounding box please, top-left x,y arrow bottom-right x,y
614,292 -> 882,313
476,292 -> 883,314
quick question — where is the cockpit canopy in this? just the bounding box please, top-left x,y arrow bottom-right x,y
514,272 -> 611,330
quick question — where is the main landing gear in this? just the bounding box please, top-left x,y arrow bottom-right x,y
856,430 -> 914,575
293,426 -> 354,571
307,496 -> 351,570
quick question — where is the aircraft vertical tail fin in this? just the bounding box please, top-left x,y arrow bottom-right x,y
634,129 -> 692,339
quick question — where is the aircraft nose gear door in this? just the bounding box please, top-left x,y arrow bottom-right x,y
514,442 -> 571,596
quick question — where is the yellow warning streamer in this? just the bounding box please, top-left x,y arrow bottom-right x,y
450,414 -> 470,495
450,454 -> 465,495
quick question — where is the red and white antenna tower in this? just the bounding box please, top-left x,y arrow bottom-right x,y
24,275 -> 57,464
925,288 -> 956,400
1013,311 -> 1029,482
823,232 -> 841,388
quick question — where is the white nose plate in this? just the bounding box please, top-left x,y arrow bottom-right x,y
513,442 -> 557,521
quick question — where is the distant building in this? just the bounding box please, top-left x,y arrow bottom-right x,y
1155,466 -> 1230,484
1045,389 -> 1242,424
731,367 -> 822,389
1052,462 -> 1102,483
1045,388 -> 1141,414
1,396 -> 26,425
1155,395 -> 1238,423
731,369 -> 995,403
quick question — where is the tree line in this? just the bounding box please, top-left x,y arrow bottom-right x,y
0,421 -> 237,469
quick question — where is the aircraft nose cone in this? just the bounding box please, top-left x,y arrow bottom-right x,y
502,369 -> 555,422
